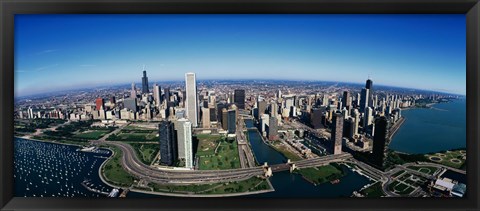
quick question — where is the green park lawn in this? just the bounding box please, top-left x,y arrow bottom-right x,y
129,143 -> 159,165
360,182 -> 386,197
294,164 -> 345,185
148,176 -> 270,194
425,150 -> 466,169
196,135 -> 241,170
73,130 -> 108,139
102,146 -> 136,187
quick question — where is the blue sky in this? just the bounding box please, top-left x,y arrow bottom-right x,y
15,14 -> 466,97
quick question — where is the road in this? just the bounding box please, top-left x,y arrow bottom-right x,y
236,116 -> 256,168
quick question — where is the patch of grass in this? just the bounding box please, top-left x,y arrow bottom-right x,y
108,131 -> 157,142
294,164 -> 344,185
360,182 -> 386,197
102,146 -> 136,187
425,150 -> 466,169
391,170 -> 405,178
73,131 -> 108,139
148,176 -> 269,194
407,166 -> 438,175
195,135 -> 221,156
129,143 -> 159,165
197,137 -> 241,170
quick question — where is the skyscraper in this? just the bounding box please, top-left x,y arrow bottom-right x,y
153,83 -> 161,106
257,100 -> 267,120
352,108 -> 360,137
185,73 -> 198,127
227,108 -> 236,134
372,116 -> 389,168
164,87 -> 170,103
360,88 -> 369,113
234,89 -> 246,109
331,112 -> 343,155
95,98 -> 104,111
175,118 -> 193,169
159,121 -> 177,166
222,108 -> 228,131
342,91 -> 351,110
130,82 -> 137,99
123,98 -> 138,112
268,116 -> 278,140
366,79 -> 374,107
201,107 -> 211,128
364,107 -> 374,129
142,69 -> 149,94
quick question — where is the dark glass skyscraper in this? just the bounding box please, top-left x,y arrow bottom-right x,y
372,116 -> 389,169
142,70 -> 149,94
164,87 -> 170,103
342,91 -> 351,110
159,121 -> 177,166
331,112 -> 343,155
234,89 -> 246,109
366,79 -> 373,89
227,109 -> 236,134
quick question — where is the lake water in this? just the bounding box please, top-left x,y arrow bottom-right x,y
14,138 -> 113,197
389,99 -> 466,154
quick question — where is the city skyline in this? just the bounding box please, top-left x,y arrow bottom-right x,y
15,14 -> 466,97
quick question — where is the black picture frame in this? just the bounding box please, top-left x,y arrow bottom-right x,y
1,0 -> 479,210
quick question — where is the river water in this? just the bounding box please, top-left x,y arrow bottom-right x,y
244,119 -> 372,197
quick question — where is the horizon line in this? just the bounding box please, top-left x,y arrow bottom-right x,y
15,78 -> 465,99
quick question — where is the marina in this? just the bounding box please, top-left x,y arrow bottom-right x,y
14,138 -> 114,197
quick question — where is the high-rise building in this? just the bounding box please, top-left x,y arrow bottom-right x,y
227,108 -> 236,134
270,102 -> 278,117
222,108 -> 228,131
311,107 -> 326,129
352,109 -> 360,137
95,98 -> 104,111
217,103 -> 226,124
110,96 -> 116,104
142,70 -> 149,94
342,91 -> 351,110
366,79 -> 373,89
234,89 -> 246,109
159,121 -> 177,166
130,82 -> 137,99
209,107 -> 217,122
123,98 -> 138,112
366,79 -> 374,107
185,73 -> 198,127
175,118 -> 193,168
257,100 -> 267,120
164,87 -> 170,103
372,116 -> 389,168
153,83 -> 161,106
360,88 -> 369,113
331,112 -> 343,155
364,107 -> 374,129
268,116 -> 278,140
201,107 -> 211,128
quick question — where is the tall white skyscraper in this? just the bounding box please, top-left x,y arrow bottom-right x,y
175,118 -> 193,169
185,73 -> 198,127
153,83 -> 161,107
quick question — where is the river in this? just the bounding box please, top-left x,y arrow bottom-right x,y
244,119 -> 372,197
